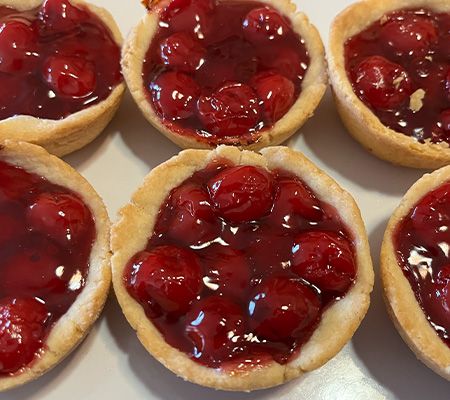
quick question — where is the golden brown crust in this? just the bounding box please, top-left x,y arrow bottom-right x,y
111,146 -> 374,391
0,0 -> 126,157
328,0 -> 450,169
121,0 -> 327,151
0,140 -> 111,391
381,167 -> 450,380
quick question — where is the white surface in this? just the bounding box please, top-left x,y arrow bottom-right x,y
3,0 -> 450,399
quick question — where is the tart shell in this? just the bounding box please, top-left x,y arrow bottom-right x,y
121,0 -> 327,151
0,140 -> 111,391
328,0 -> 450,169
381,166 -> 450,381
111,145 -> 374,391
0,0 -> 126,157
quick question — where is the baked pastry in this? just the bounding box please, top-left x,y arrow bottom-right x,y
111,146 -> 373,391
329,0 -> 450,169
0,140 -> 111,390
122,0 -> 327,150
381,166 -> 450,380
0,0 -> 125,157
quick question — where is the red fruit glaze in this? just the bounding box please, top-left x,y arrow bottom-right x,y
250,71 -> 295,123
197,83 -> 261,137
292,231 -> 356,293
0,160 -> 95,374
143,0 -> 309,145
125,246 -> 202,317
125,162 -> 357,368
150,71 -> 200,120
186,295 -> 245,364
207,165 -> 274,223
0,0 -> 121,121
345,8 -> 450,144
0,298 -> 48,374
395,182 -> 450,347
249,276 -> 320,341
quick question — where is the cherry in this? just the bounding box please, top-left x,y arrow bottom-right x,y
422,279 -> 450,331
380,14 -> 438,57
441,109 -> 450,132
291,231 -> 356,293
42,55 -> 96,98
151,71 -> 200,120
445,69 -> 450,101
200,245 -> 250,299
165,183 -> 221,246
249,276 -> 320,341
0,206 -> 25,248
354,55 -> 412,110
242,7 -> 290,44
270,178 -> 323,227
39,0 -> 88,34
0,20 -> 38,74
0,297 -> 48,374
159,32 -> 206,73
250,71 -> 294,123
207,165 -> 274,223
27,191 -> 91,247
0,161 -> 40,204
261,47 -> 303,81
197,83 -> 261,137
125,246 -> 202,316
185,295 -> 245,364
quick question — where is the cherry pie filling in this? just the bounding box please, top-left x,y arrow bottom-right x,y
124,162 -> 357,369
395,182 -> 450,347
344,8 -> 450,145
0,0 -> 122,121
0,160 -> 95,375
143,0 -> 310,145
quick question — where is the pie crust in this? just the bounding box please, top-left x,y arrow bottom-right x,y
0,0 -> 126,157
0,140 -> 111,391
381,166 -> 450,380
328,0 -> 450,169
122,0 -> 327,150
111,145 -> 374,391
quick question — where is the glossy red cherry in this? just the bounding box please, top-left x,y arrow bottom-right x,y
261,47 -> 303,81
125,246 -> 202,316
270,178 -> 323,226
42,55 -> 96,98
242,7 -> 290,44
165,183 -> 221,246
0,297 -> 48,374
151,71 -> 200,120
0,207 -> 25,248
422,278 -> 450,331
185,295 -> 245,364
39,0 -> 88,34
197,83 -> 261,137
201,245 -> 250,299
0,238 -> 67,302
0,161 -> 40,204
27,192 -> 91,247
354,55 -> 412,110
159,32 -> 205,73
291,231 -> 356,293
250,71 -> 295,123
207,165 -> 274,223
0,20 -> 38,74
249,276 -> 320,341
441,109 -> 450,132
380,14 -> 438,57
445,69 -> 450,101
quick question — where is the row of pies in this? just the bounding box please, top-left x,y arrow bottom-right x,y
0,0 -> 448,394
0,0 -> 449,169
1,140 -> 449,392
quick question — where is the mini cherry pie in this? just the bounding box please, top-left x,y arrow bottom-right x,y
0,0 -> 125,156
329,0 -> 450,169
111,146 -> 373,391
122,0 -> 327,150
0,140 -> 111,391
382,166 -> 450,380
